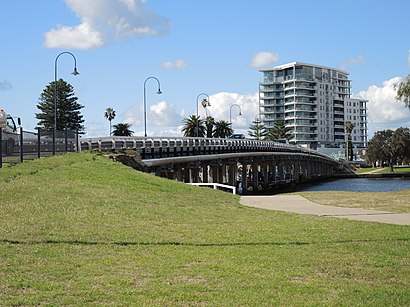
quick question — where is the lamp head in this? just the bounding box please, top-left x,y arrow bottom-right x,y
239,111 -> 242,116
156,88 -> 162,94
71,67 -> 79,76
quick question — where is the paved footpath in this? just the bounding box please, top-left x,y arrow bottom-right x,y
240,194 -> 410,226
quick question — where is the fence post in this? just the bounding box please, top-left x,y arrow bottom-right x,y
0,130 -> 3,168
37,128 -> 41,158
64,128 -> 68,152
20,127 -> 23,163
52,128 -> 56,155
76,130 -> 80,152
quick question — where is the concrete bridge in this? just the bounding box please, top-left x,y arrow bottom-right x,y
81,137 -> 339,194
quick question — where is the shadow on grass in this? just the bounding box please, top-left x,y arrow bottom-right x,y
2,238 -> 409,247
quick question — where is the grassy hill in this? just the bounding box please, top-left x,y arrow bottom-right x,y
1,153 -> 409,305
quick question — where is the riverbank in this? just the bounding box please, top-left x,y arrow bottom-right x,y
334,172 -> 410,179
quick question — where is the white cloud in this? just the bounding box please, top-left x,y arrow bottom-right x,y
161,59 -> 187,69
249,51 -> 279,68
355,76 -> 410,137
44,0 -> 170,49
0,79 -> 12,91
45,23 -> 103,49
206,92 -> 259,131
340,54 -> 365,70
149,101 -> 182,126
121,100 -> 183,135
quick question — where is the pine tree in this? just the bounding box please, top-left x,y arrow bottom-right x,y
266,120 -> 293,142
36,79 -> 85,133
248,118 -> 268,140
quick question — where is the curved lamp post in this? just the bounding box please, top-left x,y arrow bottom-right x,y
229,103 -> 242,125
54,51 -> 79,155
143,76 -> 162,138
196,93 -> 210,137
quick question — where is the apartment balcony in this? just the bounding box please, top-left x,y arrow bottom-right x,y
293,137 -> 318,142
293,129 -> 318,134
284,107 -> 317,113
285,121 -> 317,129
260,88 -> 283,93
262,93 -> 284,98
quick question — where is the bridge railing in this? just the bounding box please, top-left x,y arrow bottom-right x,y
80,136 -> 335,161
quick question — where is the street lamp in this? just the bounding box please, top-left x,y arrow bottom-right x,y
229,103 -> 242,125
196,93 -> 210,137
54,51 -> 79,155
143,76 -> 162,138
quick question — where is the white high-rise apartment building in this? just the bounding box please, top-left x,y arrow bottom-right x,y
259,62 -> 368,150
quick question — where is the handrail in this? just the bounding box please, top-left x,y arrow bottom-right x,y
188,182 -> 236,194
80,136 -> 336,162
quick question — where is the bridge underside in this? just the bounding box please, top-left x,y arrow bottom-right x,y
143,152 -> 336,194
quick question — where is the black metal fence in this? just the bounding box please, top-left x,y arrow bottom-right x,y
0,128 -> 79,168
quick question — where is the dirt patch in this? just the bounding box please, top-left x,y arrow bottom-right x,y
109,150 -> 148,172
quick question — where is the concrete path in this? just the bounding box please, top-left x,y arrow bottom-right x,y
240,194 -> 410,226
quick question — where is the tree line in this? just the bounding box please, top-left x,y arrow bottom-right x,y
366,127 -> 410,171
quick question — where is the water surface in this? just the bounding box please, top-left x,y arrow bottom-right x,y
296,178 -> 410,192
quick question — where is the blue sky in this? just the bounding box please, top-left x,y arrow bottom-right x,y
1,0 -> 409,138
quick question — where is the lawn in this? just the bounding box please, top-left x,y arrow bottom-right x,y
355,167 -> 410,174
297,189 -> 410,213
1,153 -> 409,305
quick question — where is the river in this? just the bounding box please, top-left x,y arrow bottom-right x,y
295,177 -> 410,192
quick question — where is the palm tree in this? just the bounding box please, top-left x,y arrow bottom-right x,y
181,115 -> 205,137
205,116 -> 215,138
344,121 -> 355,161
266,120 -> 293,142
112,123 -> 133,136
104,107 -> 116,135
213,120 -> 233,138
248,118 -> 268,140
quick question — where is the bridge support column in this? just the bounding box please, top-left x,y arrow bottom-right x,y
293,161 -> 300,183
183,165 -> 191,183
278,162 -> 284,182
210,164 -> 222,183
191,166 -> 200,183
270,162 -> 277,184
202,164 -> 209,183
241,162 -> 248,193
221,164 -> 228,184
251,162 -> 259,191
228,163 -> 237,186
261,162 -> 269,190
174,165 -> 183,182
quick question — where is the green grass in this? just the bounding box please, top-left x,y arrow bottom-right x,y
355,167 -> 410,174
1,153 -> 409,306
355,167 -> 383,174
298,190 -> 410,213
380,167 -> 410,174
